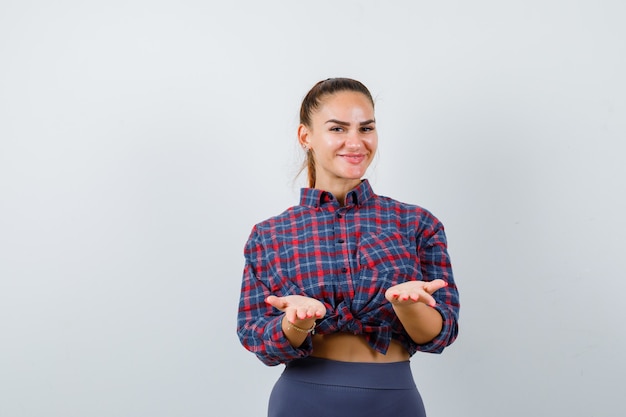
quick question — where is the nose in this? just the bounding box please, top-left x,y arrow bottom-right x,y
344,130 -> 363,151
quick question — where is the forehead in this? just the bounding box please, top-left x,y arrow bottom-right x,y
314,91 -> 375,119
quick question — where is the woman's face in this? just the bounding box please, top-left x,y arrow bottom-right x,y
299,91 -> 378,191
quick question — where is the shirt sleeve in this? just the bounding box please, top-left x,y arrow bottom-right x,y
236,227 -> 313,366
413,213 -> 460,354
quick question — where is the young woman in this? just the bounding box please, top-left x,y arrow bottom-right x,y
237,78 -> 460,417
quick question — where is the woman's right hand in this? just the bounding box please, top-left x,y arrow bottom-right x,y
265,295 -> 326,324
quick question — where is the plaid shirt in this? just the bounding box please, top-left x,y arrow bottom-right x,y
237,180 -> 460,366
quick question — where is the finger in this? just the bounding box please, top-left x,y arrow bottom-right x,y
265,295 -> 286,310
385,289 -> 400,302
393,292 -> 408,301
296,309 -> 309,320
396,290 -> 436,306
424,279 -> 447,294
286,311 -> 297,323
283,306 -> 299,323
296,307 -> 310,320
410,289 -> 436,306
422,292 -> 437,307
314,305 -> 326,318
298,308 -> 317,320
387,291 -> 409,304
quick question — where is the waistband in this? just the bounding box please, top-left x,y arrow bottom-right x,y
281,356 -> 416,389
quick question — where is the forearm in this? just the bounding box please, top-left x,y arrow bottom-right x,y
392,302 -> 443,344
237,313 -> 314,366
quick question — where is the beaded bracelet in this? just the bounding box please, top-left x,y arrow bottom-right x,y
286,319 -> 316,334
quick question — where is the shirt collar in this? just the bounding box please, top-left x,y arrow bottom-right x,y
299,179 -> 375,208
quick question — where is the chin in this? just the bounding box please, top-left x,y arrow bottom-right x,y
342,171 -> 366,180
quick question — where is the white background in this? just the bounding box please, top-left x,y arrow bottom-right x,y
1,1 -> 625,416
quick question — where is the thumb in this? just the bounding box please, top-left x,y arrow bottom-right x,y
265,295 -> 286,310
425,279 -> 448,294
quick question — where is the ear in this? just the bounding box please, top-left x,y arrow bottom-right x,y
297,124 -> 310,150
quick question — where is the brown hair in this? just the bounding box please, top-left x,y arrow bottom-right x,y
299,78 -> 375,188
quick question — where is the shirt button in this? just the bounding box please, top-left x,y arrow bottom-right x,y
337,239 -> 345,243
337,213 -> 343,218
341,267 -> 348,273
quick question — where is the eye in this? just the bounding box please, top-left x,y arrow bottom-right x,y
329,126 -> 344,132
360,125 -> 375,133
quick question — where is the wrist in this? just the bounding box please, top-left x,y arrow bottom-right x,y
283,316 -> 316,334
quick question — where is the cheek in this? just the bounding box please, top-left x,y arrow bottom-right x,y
366,137 -> 378,153
317,136 -> 342,151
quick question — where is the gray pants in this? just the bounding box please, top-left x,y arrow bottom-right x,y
268,357 -> 426,417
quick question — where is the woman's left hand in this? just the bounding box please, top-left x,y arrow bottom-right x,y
385,279 -> 448,307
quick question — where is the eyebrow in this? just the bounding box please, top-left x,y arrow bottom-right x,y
325,119 -> 376,126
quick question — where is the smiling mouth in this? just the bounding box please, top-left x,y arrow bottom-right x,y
339,154 -> 366,164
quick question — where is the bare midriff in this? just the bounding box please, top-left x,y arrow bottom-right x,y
311,332 -> 410,363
